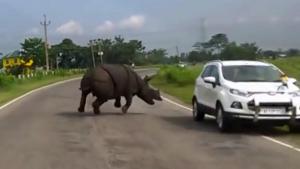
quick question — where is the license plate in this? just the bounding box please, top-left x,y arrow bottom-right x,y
260,107 -> 286,115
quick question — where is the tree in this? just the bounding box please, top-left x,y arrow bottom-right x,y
262,50 -> 277,59
147,49 -> 168,64
94,36 -> 146,65
187,50 -> 212,63
21,37 -> 44,67
187,51 -> 200,63
220,42 -> 259,60
201,33 -> 229,56
286,48 -> 300,57
50,39 -> 91,69
191,33 -> 263,61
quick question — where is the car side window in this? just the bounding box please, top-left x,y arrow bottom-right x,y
210,66 -> 220,83
201,66 -> 212,78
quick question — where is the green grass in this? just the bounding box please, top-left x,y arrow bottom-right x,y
152,78 -> 194,104
0,70 -> 84,106
151,65 -> 203,104
269,57 -> 300,80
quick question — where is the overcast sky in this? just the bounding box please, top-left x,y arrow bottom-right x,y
0,0 -> 300,55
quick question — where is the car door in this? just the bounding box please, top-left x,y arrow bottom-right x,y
205,65 -> 220,109
196,65 -> 212,106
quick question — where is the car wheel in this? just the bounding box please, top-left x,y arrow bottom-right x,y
192,99 -> 205,121
289,123 -> 300,133
216,104 -> 231,132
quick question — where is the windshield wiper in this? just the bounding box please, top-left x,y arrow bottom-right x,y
237,79 -> 282,82
237,80 -> 266,82
271,79 -> 282,82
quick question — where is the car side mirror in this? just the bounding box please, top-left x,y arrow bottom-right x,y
204,76 -> 216,87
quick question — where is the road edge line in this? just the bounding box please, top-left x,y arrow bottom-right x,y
0,77 -> 81,111
161,96 -> 300,153
262,136 -> 300,152
161,96 -> 215,118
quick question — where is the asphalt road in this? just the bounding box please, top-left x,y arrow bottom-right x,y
0,69 -> 300,169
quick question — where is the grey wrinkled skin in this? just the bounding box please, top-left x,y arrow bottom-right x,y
78,64 -> 162,114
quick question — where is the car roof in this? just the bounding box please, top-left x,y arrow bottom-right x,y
207,60 -> 271,66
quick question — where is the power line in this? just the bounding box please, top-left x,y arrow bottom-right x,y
40,14 -> 51,71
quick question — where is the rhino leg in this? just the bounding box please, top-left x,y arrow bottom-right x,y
78,91 -> 90,113
122,95 -> 132,114
92,98 -> 106,115
114,97 -> 121,108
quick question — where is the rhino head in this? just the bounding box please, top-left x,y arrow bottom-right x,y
137,75 -> 163,105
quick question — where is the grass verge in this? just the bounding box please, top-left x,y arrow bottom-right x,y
151,65 -> 203,104
152,78 -> 194,104
0,71 -> 84,106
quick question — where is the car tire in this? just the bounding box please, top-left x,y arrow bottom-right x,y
192,99 -> 205,121
289,123 -> 300,133
216,104 -> 231,132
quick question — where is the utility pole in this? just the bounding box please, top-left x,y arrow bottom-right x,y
97,43 -> 104,64
200,18 -> 207,43
40,14 -> 51,71
176,46 -> 180,57
89,40 -> 96,68
176,46 -> 181,63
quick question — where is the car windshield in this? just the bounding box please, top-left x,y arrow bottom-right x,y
222,65 -> 283,82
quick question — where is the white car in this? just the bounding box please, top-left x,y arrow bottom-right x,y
193,60 -> 300,132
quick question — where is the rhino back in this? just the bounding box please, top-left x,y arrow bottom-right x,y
100,64 -> 141,96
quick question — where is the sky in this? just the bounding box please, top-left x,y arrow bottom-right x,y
0,0 -> 300,55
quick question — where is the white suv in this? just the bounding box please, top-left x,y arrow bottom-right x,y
193,60 -> 300,132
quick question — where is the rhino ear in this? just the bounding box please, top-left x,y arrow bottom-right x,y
144,75 -> 152,82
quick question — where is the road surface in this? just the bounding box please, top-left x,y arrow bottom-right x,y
0,69 -> 299,169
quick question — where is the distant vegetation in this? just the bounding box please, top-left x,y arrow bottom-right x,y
1,33 -> 300,72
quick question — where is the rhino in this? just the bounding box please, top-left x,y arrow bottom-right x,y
78,64 -> 162,114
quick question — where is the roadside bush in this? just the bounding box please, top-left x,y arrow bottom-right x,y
0,69 -> 85,89
0,74 -> 15,88
156,65 -> 202,86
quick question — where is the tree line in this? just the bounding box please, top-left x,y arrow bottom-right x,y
2,33 -> 300,70
14,36 -> 169,69
186,33 -> 300,63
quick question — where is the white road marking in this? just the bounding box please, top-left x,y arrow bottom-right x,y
161,96 -> 215,119
162,96 -> 300,153
161,96 -> 192,111
0,77 -> 81,111
262,136 -> 300,152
